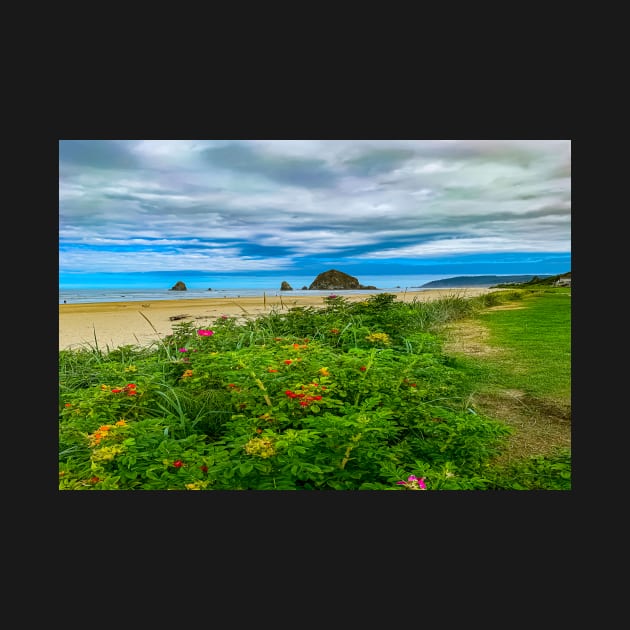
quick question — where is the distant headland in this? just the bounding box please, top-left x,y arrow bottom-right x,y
419,272 -> 570,289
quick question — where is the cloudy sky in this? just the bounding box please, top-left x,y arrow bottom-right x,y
59,139 -> 571,285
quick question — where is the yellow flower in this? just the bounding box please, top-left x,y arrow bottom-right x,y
365,332 -> 391,345
244,437 -> 276,458
115,419 -> 127,426
91,445 -> 125,462
124,365 -> 137,373
319,367 -> 330,376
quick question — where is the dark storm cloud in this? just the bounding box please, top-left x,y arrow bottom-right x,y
342,148 -> 416,176
59,140 -> 140,170
200,142 -> 339,188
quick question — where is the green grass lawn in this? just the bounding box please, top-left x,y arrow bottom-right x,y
475,289 -> 571,399
440,287 -> 571,488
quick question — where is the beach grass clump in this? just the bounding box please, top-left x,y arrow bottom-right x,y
59,288 -> 570,490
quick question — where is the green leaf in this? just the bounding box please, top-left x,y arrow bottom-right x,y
240,462 -> 254,475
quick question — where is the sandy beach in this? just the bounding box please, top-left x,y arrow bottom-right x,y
59,288 -> 501,351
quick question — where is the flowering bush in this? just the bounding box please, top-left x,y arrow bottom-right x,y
59,294 -> 519,490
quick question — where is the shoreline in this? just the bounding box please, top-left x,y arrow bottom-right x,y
59,288 -> 502,351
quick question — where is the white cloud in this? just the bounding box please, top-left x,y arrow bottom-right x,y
59,140 -> 571,274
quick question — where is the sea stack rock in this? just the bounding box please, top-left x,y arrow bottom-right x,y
280,281 -> 293,291
309,269 -> 378,290
169,281 -> 188,291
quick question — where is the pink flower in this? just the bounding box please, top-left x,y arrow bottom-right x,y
197,329 -> 214,336
396,475 -> 427,490
178,348 -> 188,352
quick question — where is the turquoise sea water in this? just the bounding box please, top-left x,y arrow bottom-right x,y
58,273 -> 523,304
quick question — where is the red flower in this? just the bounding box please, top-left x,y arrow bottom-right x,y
90,476 -> 100,484
111,388 -> 122,393
173,460 -> 184,468
284,359 -> 292,365
360,366 -> 367,371
200,465 -> 208,473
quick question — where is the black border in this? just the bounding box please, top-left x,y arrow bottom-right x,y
49,95 -> 576,554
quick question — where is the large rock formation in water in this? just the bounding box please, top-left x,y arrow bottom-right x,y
308,269 -> 377,290
169,281 -> 188,291
280,281 -> 293,291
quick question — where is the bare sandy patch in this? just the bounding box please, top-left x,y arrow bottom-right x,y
442,321 -> 503,356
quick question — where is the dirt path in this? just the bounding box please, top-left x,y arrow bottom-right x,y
442,315 -> 571,466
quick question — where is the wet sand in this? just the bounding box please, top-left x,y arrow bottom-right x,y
59,288 -> 501,351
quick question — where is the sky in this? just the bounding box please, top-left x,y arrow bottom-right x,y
59,140 -> 571,286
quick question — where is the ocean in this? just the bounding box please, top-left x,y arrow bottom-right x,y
58,273 -> 516,304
